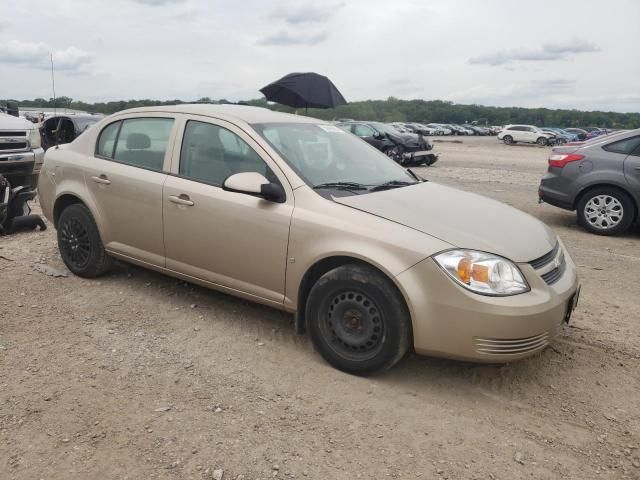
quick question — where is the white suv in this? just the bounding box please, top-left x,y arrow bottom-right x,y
498,125 -> 554,146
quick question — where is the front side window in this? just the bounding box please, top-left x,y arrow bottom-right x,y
179,120 -> 271,186
603,136 -> 640,155
113,118 -> 174,171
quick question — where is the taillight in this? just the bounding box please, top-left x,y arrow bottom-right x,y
548,153 -> 584,168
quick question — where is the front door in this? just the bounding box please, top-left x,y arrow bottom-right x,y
163,117 -> 293,302
84,116 -> 176,266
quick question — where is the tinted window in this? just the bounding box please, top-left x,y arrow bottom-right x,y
603,136 -> 640,155
353,124 -> 375,137
96,121 -> 120,158
179,120 -> 270,186
110,118 -> 174,170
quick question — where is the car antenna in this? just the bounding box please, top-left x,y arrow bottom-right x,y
50,52 -> 59,149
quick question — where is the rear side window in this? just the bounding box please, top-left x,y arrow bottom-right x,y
113,118 -> 174,171
96,118 -> 174,171
603,136 -> 640,155
96,121 -> 120,158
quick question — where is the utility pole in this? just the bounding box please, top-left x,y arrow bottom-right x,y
50,52 -> 56,115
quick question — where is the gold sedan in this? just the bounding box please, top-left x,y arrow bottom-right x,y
38,105 -> 580,374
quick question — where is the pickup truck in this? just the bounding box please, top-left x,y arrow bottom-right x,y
0,111 -> 44,188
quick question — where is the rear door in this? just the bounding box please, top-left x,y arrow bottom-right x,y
85,115 -> 176,266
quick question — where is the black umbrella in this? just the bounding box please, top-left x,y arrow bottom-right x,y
260,72 -> 347,111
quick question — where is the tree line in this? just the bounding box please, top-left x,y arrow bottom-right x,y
5,96 -> 639,129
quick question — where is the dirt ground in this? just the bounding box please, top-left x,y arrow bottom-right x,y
1,136 -> 639,480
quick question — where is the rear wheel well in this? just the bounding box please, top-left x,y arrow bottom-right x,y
574,184 -> 638,220
295,256 -> 412,336
53,194 -> 84,228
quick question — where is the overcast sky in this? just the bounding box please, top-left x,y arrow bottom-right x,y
1,0 -> 638,112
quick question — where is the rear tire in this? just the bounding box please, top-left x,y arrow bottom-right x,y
306,264 -> 411,375
57,204 -> 113,277
503,135 -> 513,145
577,187 -> 635,235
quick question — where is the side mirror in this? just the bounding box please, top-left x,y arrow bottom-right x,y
373,131 -> 385,140
222,172 -> 285,203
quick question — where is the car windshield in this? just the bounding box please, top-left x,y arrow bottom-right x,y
252,122 -> 416,188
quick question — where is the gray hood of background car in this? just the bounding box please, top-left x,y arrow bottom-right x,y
333,182 -> 557,263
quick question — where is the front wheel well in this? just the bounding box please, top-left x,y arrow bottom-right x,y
573,184 -> 638,221
53,194 -> 85,228
295,256 -> 412,336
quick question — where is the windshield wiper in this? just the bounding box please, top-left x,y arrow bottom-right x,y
370,180 -> 416,192
313,182 -> 370,191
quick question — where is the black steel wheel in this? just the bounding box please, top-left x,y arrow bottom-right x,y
306,264 -> 411,375
57,203 -> 113,277
321,289 -> 386,362
59,216 -> 92,270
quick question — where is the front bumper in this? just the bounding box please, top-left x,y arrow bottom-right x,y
403,150 -> 438,166
396,243 -> 580,362
0,148 -> 44,186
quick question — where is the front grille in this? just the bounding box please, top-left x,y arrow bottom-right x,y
541,258 -> 566,285
0,142 -> 28,151
529,242 -> 559,269
0,131 -> 27,137
528,242 -> 566,285
474,332 -> 550,355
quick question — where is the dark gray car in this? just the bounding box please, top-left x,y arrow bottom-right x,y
539,129 -> 640,235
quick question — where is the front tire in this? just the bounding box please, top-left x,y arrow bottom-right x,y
577,187 -> 635,235
503,135 -> 513,145
306,264 -> 411,375
57,204 -> 113,277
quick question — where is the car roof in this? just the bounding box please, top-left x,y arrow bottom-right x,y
116,104 -> 320,125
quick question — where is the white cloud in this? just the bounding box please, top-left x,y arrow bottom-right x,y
469,38 -> 599,66
269,1 -> 345,24
132,0 -> 185,5
0,40 -> 93,71
257,30 -> 328,46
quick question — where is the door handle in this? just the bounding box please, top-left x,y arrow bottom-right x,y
91,175 -> 111,185
168,194 -> 194,206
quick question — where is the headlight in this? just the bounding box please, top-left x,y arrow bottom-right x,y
434,250 -> 529,296
29,129 -> 41,149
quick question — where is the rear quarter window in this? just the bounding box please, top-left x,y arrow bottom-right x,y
602,136 -> 640,155
96,121 -> 120,158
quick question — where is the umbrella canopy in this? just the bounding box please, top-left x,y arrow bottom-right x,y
260,72 -> 347,109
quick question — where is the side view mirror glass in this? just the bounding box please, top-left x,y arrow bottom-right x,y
222,172 -> 285,203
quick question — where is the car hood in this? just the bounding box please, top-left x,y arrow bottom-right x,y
333,182 -> 556,263
0,112 -> 34,130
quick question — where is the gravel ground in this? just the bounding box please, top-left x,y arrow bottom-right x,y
1,136 -> 639,479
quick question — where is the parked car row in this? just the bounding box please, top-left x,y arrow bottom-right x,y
337,121 -> 438,166
389,122 -> 499,136
497,124 -> 616,147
